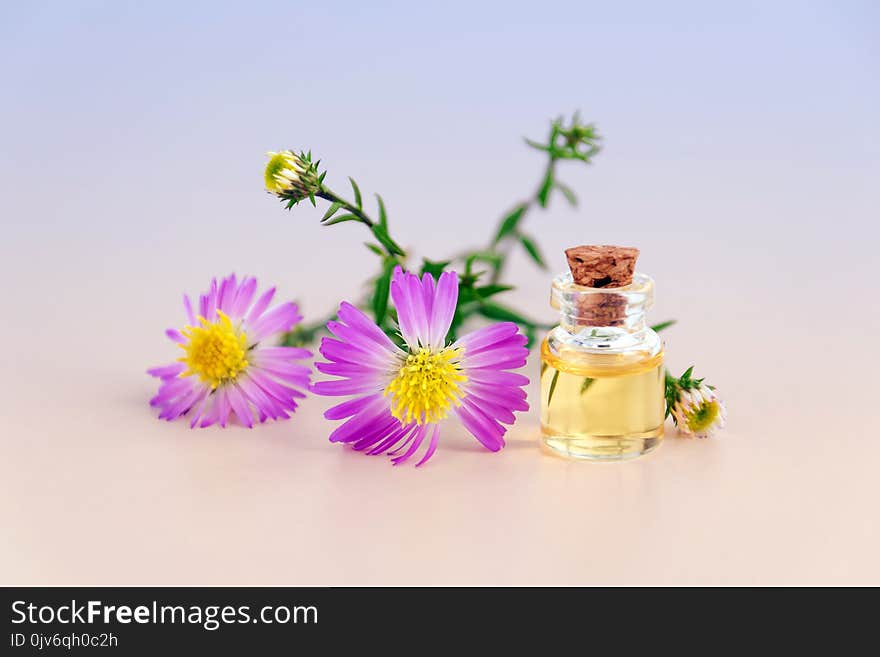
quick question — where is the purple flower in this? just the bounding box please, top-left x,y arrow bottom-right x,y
148,274 -> 311,428
313,267 -> 530,466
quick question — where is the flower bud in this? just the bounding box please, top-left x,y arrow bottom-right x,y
264,150 -> 321,202
671,382 -> 726,439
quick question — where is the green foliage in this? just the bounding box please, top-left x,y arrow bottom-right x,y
493,204 -> 528,244
348,177 -> 362,209
280,317 -> 333,347
371,258 -> 395,323
270,112 -> 674,349
651,320 -> 677,333
420,259 -> 451,278
321,201 -> 344,221
371,223 -> 405,257
323,213 -> 360,225
547,369 -> 560,406
519,234 -> 545,268
376,194 -> 388,228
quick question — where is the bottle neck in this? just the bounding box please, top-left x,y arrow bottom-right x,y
558,310 -> 648,335
550,271 -> 656,351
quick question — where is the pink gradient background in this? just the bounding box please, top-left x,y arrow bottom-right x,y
1,1 -> 878,584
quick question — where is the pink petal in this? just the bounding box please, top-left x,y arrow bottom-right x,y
159,383 -> 204,421
405,271 -> 429,347
349,415 -> 401,451
313,378 -> 384,397
205,278 -> 219,320
165,328 -> 186,344
391,423 -> 429,464
337,301 -> 400,351
328,397 -> 392,443
315,361 -> 387,378
188,392 -> 212,428
465,369 -> 530,387
247,369 -> 304,409
465,382 -> 530,413
225,384 -> 254,428
390,278 -> 417,348
216,389 -> 232,427
327,319 -> 399,359
183,295 -> 196,325
324,393 -> 383,421
238,376 -> 286,420
362,424 -> 413,454
199,395 -> 221,428
319,336 -> 399,370
245,287 -> 276,326
428,271 -> 458,350
455,399 -> 506,452
248,302 -> 302,342
147,363 -> 185,379
218,274 -> 237,314
421,273 -> 435,345
230,276 -> 258,320
415,424 -> 441,466
455,322 -> 519,354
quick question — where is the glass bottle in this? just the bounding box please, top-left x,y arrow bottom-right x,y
540,271 -> 664,460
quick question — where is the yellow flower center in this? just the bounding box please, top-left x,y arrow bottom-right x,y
686,399 -> 720,433
384,347 -> 467,425
179,311 -> 249,389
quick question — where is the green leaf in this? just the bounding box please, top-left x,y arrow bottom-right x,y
580,377 -> 595,394
465,251 -> 503,272
459,284 -> 514,305
473,284 -> 514,299
650,319 -> 677,333
556,181 -> 578,206
376,194 -> 388,229
493,203 -> 528,244
321,201 -> 344,222
281,315 -> 334,347
477,302 -> 535,327
364,243 -> 384,256
348,177 -> 362,209
524,138 -> 551,152
323,213 -> 360,225
547,370 -> 560,406
537,168 -> 554,207
420,259 -> 450,278
371,259 -> 395,323
371,224 -> 405,256
519,234 -> 546,268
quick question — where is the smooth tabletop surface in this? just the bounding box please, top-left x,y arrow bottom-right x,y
2,294 -> 878,585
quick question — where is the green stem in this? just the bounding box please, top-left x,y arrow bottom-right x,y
487,155 -> 558,284
318,188 -> 375,228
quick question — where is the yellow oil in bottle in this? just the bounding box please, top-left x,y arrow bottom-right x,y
540,338 -> 665,460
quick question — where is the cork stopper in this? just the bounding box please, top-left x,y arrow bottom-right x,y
565,245 -> 639,288
563,245 -> 640,327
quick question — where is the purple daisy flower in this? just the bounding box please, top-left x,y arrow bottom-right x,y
313,267 -> 530,466
148,274 -> 311,428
